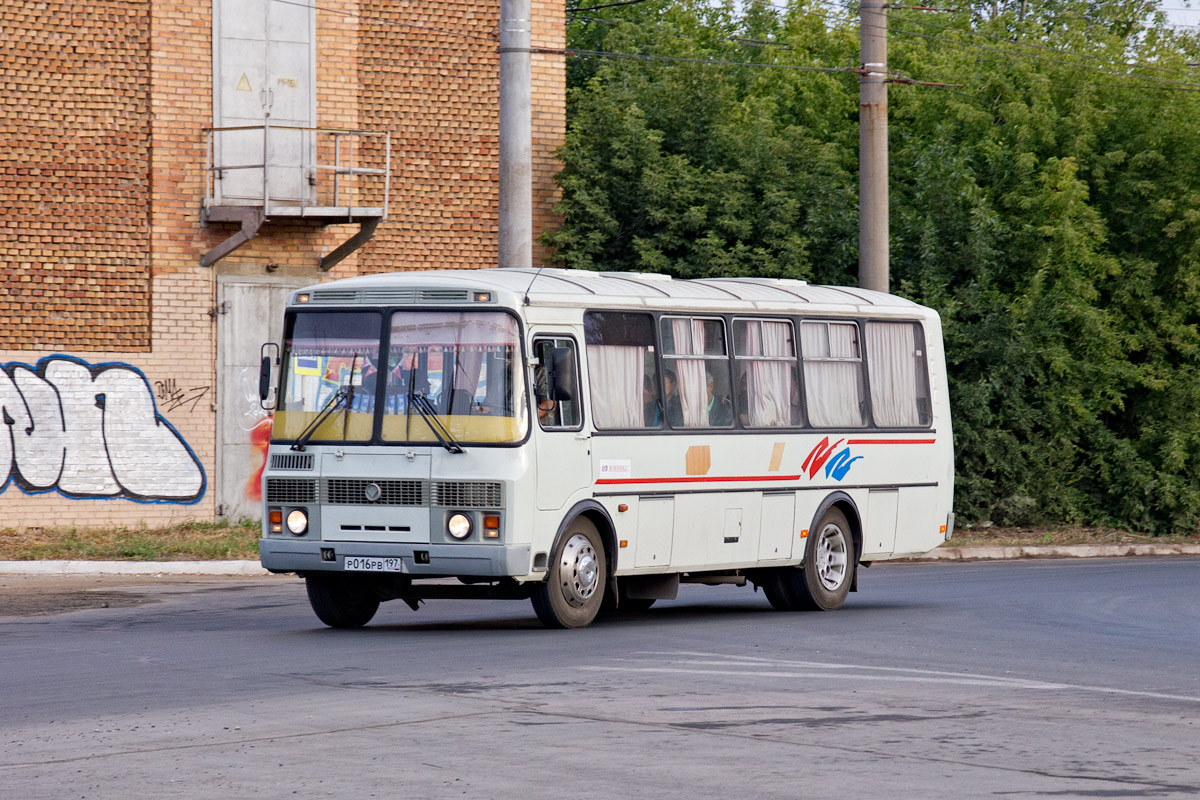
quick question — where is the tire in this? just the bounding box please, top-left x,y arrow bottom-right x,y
531,518 -> 607,629
761,568 -> 801,611
306,575 -> 381,628
794,507 -> 855,611
764,507 -> 855,612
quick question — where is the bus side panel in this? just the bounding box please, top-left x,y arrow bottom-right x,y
670,491 -> 760,571
757,492 -> 796,561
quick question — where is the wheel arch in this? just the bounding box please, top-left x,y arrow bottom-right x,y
808,491 -> 863,567
555,499 -> 617,576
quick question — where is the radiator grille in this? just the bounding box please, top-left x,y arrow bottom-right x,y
324,478 -> 426,506
265,478 -> 319,504
269,477 -> 502,507
431,481 -> 503,508
270,453 -> 314,470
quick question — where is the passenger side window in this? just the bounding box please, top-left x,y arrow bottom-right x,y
800,320 -> 867,428
533,337 -> 582,430
864,321 -> 931,427
661,316 -> 733,428
584,311 -> 660,430
734,318 -> 798,428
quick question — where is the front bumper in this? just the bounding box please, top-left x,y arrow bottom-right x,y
260,538 -> 532,578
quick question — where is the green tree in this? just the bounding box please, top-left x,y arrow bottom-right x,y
548,0 -> 1200,532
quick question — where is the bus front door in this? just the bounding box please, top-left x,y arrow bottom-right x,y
533,335 -> 590,511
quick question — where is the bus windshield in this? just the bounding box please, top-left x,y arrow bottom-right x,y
275,311 -> 382,444
274,309 -> 529,446
382,310 -> 528,445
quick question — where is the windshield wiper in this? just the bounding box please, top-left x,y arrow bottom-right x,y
410,393 -> 464,454
290,386 -> 350,452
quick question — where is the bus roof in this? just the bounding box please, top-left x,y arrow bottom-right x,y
292,268 -> 934,317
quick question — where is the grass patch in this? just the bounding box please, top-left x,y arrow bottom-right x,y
0,520 -> 261,561
949,526 -> 1200,548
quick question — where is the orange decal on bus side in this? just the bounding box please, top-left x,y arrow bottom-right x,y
685,445 -> 711,475
768,442 -> 785,472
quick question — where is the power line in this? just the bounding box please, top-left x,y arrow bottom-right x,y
894,12 -> 1200,81
541,46 -> 865,75
873,20 -> 1200,89
567,0 -> 652,11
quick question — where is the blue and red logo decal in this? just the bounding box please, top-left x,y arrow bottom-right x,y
802,437 -> 862,482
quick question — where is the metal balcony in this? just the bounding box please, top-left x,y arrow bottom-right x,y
201,123 -> 391,270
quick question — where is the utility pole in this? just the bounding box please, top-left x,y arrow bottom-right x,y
859,1 -> 889,293
498,0 -> 533,268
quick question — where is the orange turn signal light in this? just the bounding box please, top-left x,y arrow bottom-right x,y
483,515 -> 500,539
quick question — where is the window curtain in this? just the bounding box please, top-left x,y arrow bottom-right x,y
801,322 -> 865,427
589,345 -> 643,428
746,321 -> 792,427
866,322 -> 920,427
449,344 -> 486,413
671,318 -> 708,428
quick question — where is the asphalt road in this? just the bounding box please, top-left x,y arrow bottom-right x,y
1,558 -> 1197,799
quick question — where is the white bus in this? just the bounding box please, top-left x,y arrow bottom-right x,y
258,268 -> 954,628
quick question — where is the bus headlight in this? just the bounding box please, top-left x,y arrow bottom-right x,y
447,513 -> 472,540
286,509 -> 309,535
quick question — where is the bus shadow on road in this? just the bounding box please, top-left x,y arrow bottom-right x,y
281,595 -> 935,634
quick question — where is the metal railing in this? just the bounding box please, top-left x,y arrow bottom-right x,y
204,121 -> 391,219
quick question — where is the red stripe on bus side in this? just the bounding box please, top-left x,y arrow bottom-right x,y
845,439 -> 937,445
595,474 -> 803,486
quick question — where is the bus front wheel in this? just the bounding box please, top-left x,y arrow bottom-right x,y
531,518 -> 607,629
306,575 -> 381,628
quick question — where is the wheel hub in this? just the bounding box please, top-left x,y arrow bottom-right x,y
815,524 -> 848,591
560,533 -> 599,607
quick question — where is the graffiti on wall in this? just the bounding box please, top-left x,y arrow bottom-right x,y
0,355 -> 206,504
153,377 -> 210,414
234,365 -> 273,504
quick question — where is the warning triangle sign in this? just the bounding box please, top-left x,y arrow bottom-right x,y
236,73 -> 252,92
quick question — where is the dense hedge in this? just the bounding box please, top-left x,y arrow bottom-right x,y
545,1 -> 1200,532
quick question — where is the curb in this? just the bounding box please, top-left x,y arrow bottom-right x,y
901,543 -> 1200,562
1,545 -> 1198,575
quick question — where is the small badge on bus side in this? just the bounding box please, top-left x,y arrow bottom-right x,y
599,459 -> 632,477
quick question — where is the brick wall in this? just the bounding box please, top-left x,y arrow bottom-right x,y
0,1 -> 153,351
531,0 -> 566,267
0,0 -> 566,532
357,1 -> 565,272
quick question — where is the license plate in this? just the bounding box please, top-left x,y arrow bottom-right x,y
344,556 -> 403,572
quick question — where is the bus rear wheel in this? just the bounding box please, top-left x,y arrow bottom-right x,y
765,507 -> 855,612
306,575 -> 381,628
531,519 -> 607,629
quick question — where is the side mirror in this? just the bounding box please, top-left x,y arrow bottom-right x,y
547,346 -> 576,402
259,357 -> 272,401
259,343 -> 280,409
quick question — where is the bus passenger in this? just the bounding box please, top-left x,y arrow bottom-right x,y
644,375 -> 661,427
534,365 -> 556,420
707,371 -> 733,426
663,369 -> 683,427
